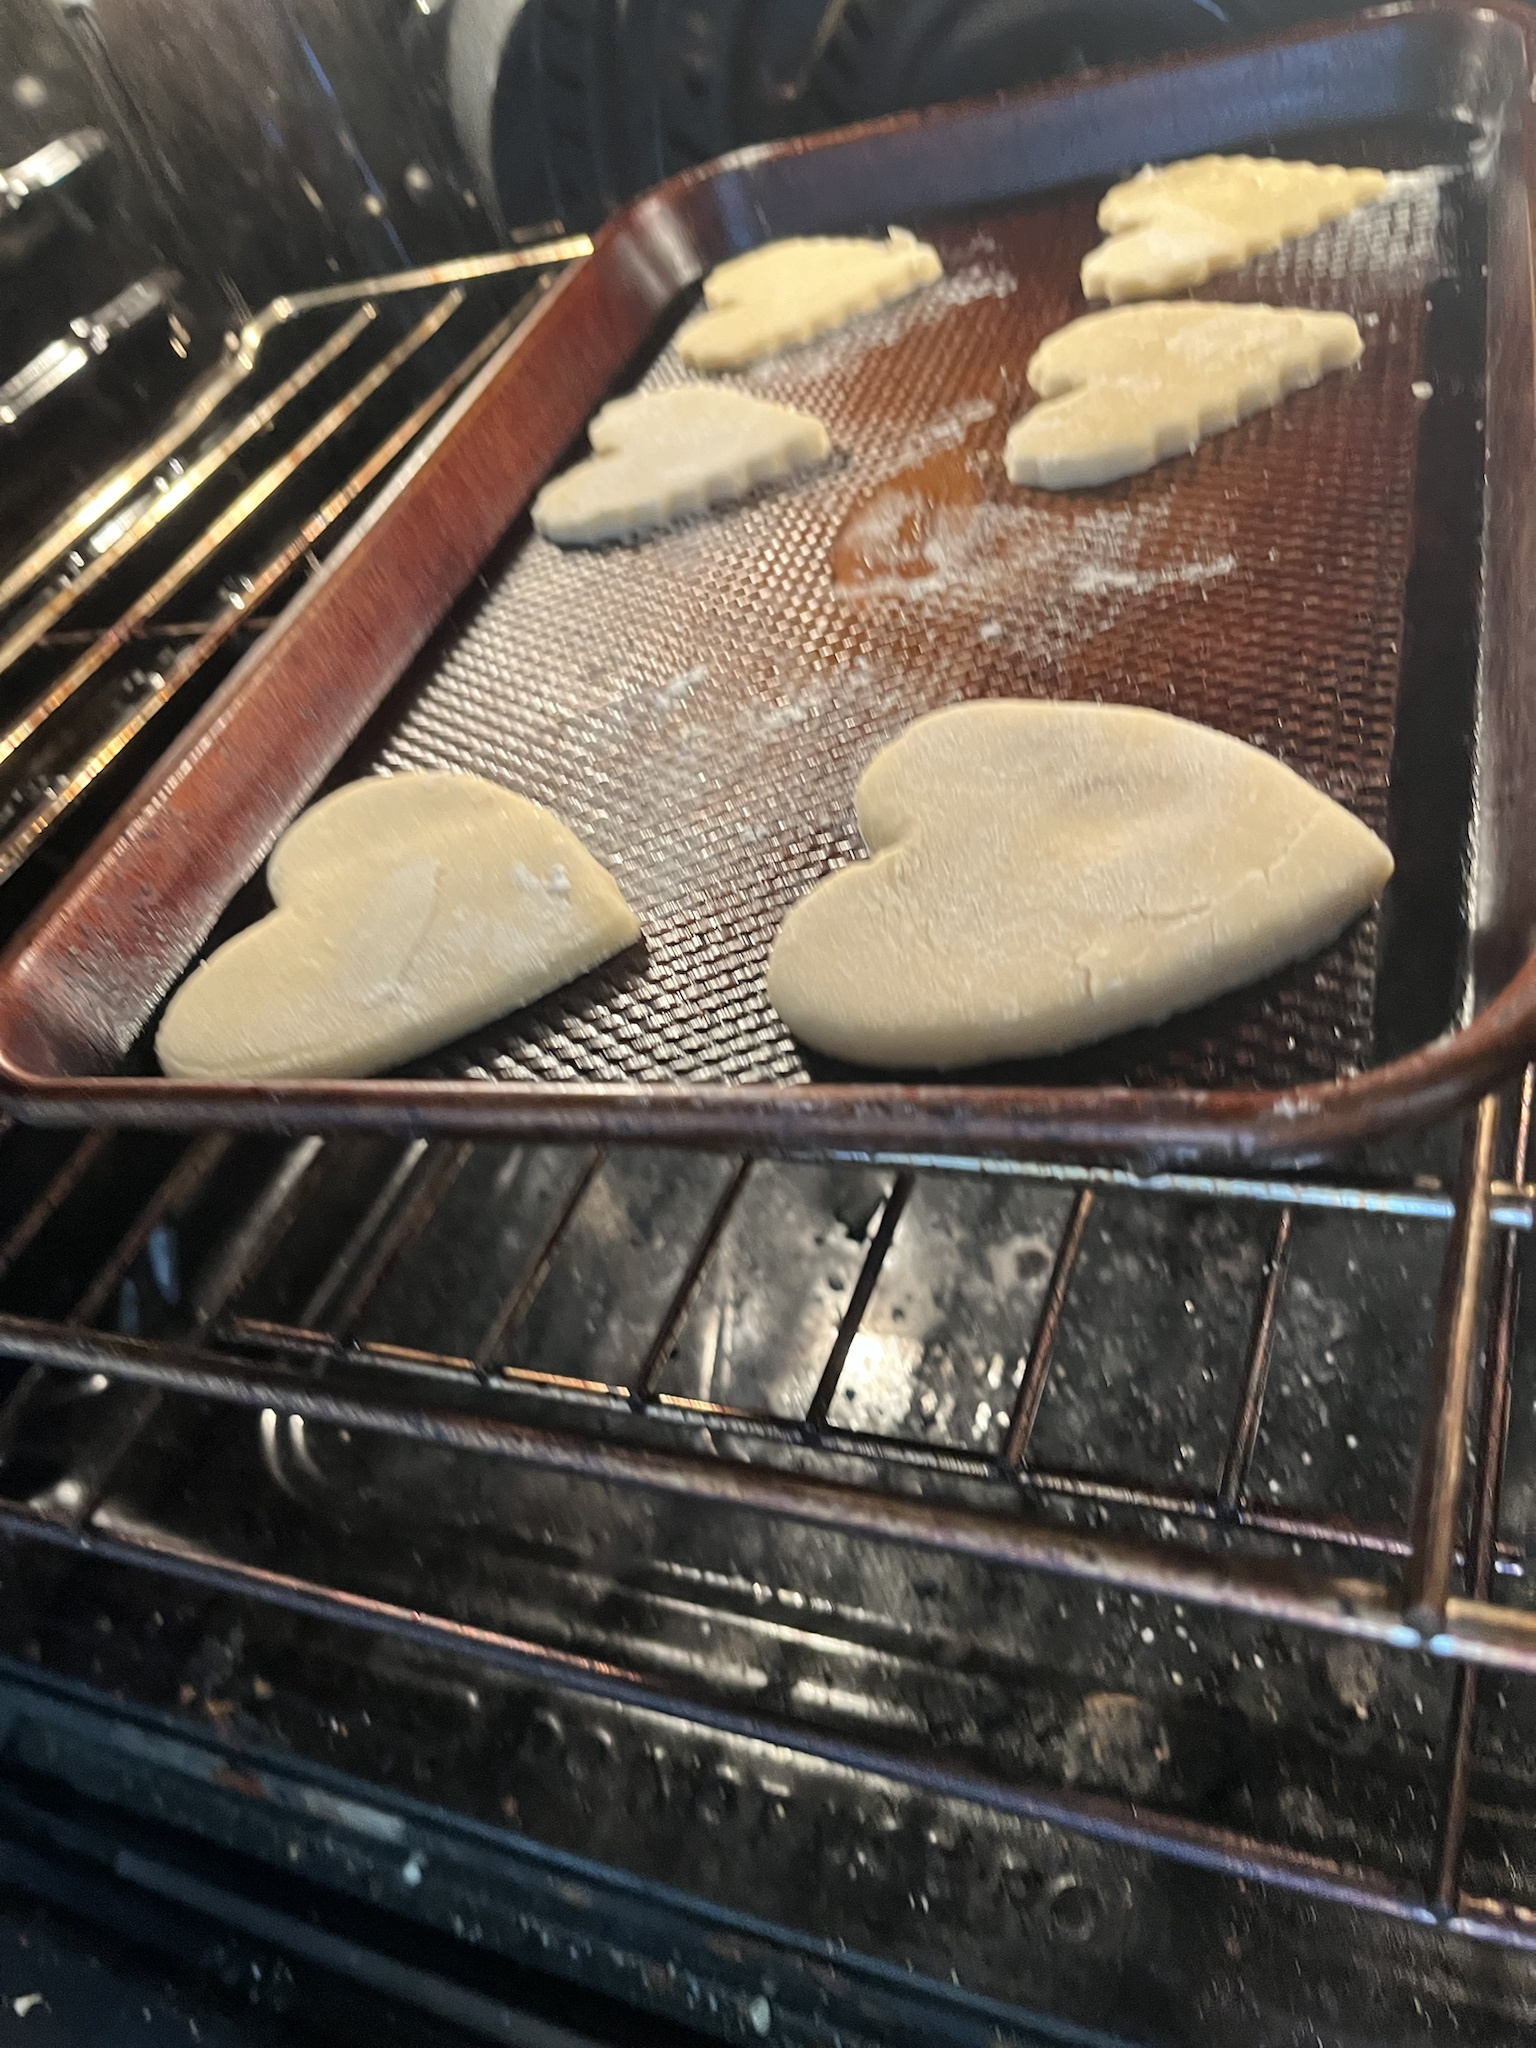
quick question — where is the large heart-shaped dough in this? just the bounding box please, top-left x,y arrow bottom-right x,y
1004,301 -> 1362,489
676,229 -> 943,371
156,772 -> 641,1080
1082,154 -> 1387,303
765,701 -> 1393,1070
532,386 -> 830,545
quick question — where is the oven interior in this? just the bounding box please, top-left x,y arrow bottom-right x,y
5,1 -> 1536,2043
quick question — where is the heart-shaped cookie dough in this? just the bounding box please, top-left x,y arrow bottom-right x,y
765,701 -> 1393,1070
156,772 -> 641,1081
1004,301 -> 1363,489
676,229 -> 943,371
1082,154 -> 1387,303
531,386 -> 831,545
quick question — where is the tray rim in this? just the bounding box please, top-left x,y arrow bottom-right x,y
0,0 -> 1533,1171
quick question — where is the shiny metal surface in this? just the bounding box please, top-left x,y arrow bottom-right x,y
0,269 -> 176,426
0,236 -> 588,623
0,235 -> 584,884
0,128 -> 104,213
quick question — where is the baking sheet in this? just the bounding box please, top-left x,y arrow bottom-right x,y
2,2 -> 1533,1165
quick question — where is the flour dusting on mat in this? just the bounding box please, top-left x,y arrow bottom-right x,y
834,490 -> 1239,668
1070,553 -> 1239,597
887,396 -> 997,470
837,493 -> 1167,603
562,655 -> 916,910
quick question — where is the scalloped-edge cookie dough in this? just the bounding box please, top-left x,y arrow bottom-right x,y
1082,154 -> 1387,303
676,229 -> 944,370
532,386 -> 831,544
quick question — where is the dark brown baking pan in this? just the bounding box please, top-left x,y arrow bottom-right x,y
1,0 -> 1534,1170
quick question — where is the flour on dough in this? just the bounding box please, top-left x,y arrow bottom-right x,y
765,700 -> 1393,1070
676,229 -> 944,371
156,772 -> 641,1081
1004,300 -> 1362,489
1082,154 -> 1387,302
532,386 -> 830,545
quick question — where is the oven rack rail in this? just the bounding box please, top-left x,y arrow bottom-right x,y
0,1076 -> 1526,1953
0,235 -> 587,888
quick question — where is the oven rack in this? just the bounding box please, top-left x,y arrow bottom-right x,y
0,1078 -> 1526,1950
0,234 -> 586,892
2,249 -> 1536,1968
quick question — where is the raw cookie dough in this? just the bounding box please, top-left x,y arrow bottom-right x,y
156,772 -> 641,1081
532,386 -> 831,545
765,700 -> 1393,1069
1004,300 -> 1362,489
676,229 -> 943,371
1082,154 -> 1387,302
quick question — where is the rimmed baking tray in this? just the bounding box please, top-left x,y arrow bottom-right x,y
1,1 -> 1534,1169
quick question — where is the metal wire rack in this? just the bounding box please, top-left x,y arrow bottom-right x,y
0,234 -> 587,889
0,1081 -> 1527,1945
0,244 -> 1534,1974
